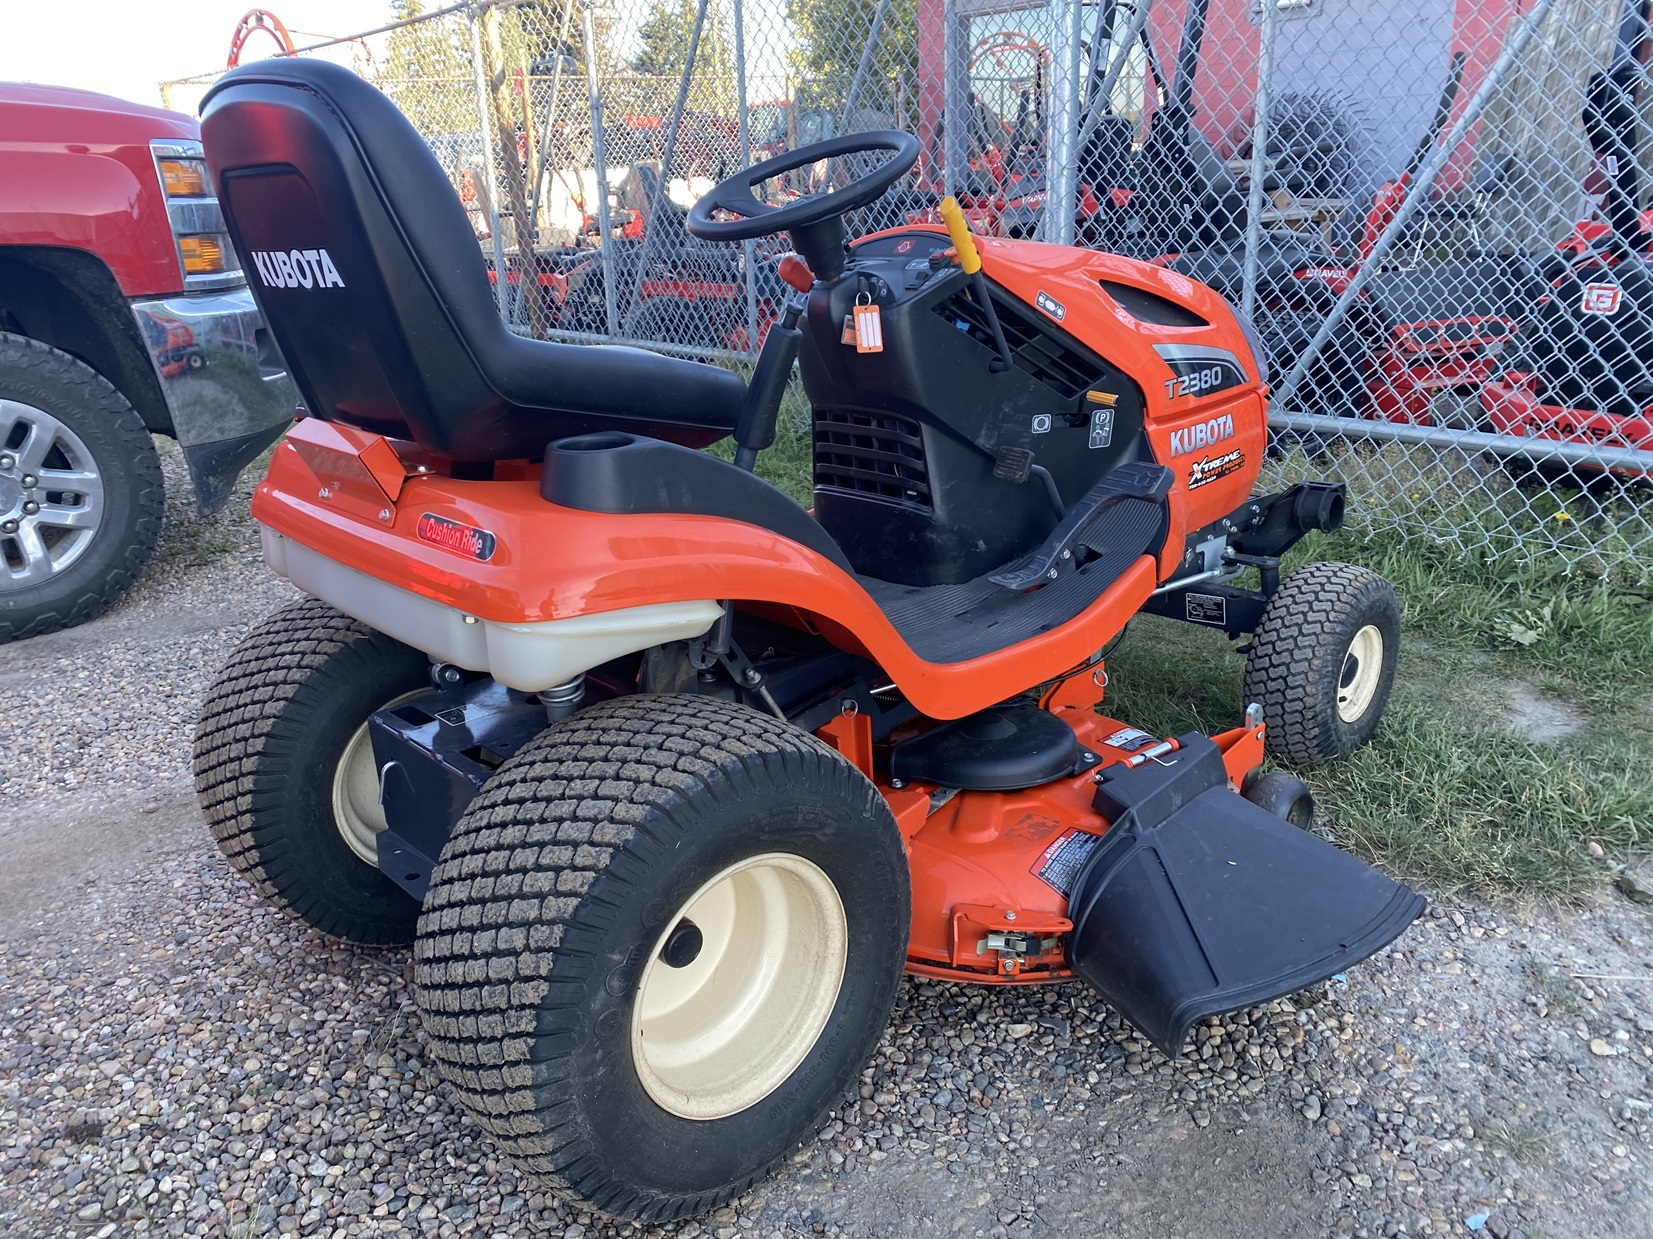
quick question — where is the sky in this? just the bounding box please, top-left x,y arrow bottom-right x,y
0,0 -> 394,112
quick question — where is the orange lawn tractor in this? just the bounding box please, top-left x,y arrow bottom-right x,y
192,58 -> 1422,1224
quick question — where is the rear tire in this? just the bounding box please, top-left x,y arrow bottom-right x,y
1243,562 -> 1400,765
0,333 -> 164,642
193,597 -> 430,944
414,694 -> 910,1222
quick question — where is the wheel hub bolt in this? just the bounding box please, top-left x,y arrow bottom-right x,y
659,918 -> 704,969
0,454 -> 12,469
0,519 -> 16,534
21,501 -> 39,515
19,474 -> 36,489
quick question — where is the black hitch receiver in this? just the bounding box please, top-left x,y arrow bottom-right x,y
1142,482 -> 1346,636
1066,734 -> 1424,1056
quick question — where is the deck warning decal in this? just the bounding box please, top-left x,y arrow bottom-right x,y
1185,593 -> 1227,625
1032,828 -> 1104,896
1102,725 -> 1156,751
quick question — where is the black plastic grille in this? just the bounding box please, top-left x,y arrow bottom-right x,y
813,410 -> 932,510
934,287 -> 1106,398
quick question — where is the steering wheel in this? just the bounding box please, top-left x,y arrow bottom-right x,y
687,130 -> 921,280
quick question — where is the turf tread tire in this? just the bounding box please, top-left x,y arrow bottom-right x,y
413,693 -> 910,1222
0,332 -> 164,642
1242,561 -> 1400,766
193,596 -> 428,944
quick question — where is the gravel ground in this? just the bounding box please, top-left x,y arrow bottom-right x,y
2,444 -> 1651,1239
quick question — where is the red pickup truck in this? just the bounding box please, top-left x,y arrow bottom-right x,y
0,82 -> 297,641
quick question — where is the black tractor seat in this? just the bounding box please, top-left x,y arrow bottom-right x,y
201,58 -> 743,461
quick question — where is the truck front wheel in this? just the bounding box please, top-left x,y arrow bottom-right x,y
0,332 -> 164,642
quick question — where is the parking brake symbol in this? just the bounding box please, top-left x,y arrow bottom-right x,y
1088,408 -> 1115,449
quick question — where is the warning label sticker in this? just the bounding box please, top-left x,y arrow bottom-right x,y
1102,725 -> 1156,751
1185,593 -> 1227,625
1032,828 -> 1104,896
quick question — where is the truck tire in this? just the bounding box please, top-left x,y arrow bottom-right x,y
193,597 -> 430,945
0,333 -> 164,642
415,694 -> 910,1222
1242,562 -> 1400,766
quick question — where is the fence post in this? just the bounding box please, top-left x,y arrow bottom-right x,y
841,0 -> 896,132
942,0 -> 965,193
634,0 -> 711,338
1239,0 -> 1278,321
1273,0 -> 1556,409
469,3 -> 509,319
526,0 -> 579,248
1046,0 -> 1084,246
734,0 -> 759,355
1080,0 -> 1154,151
580,0 -> 619,338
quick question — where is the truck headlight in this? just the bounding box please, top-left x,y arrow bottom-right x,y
150,139 -> 243,290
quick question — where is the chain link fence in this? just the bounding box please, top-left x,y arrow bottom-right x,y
163,0 -> 1653,582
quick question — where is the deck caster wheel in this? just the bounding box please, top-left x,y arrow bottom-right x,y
193,597 -> 431,944
414,694 -> 910,1222
1243,770 -> 1315,829
1243,561 -> 1400,766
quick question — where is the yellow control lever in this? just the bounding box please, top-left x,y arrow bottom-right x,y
938,196 -> 982,275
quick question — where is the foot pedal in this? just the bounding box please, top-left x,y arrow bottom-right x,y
989,462 -> 1174,591
993,446 -> 1034,483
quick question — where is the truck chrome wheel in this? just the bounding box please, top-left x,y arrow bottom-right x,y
632,852 -> 849,1121
331,690 -> 427,865
0,401 -> 105,589
1337,624 -> 1385,725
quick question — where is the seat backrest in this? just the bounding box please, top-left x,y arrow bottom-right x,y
201,58 -> 741,460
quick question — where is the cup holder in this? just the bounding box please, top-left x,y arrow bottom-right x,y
551,431 -> 637,453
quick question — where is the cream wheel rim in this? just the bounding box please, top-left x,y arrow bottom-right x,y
632,852 -> 848,1121
1337,625 -> 1384,724
331,690 -> 427,866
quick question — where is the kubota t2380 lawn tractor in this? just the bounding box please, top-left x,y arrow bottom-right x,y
192,59 -> 1422,1223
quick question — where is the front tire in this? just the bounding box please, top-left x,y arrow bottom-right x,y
193,597 -> 431,944
0,333 -> 164,642
414,694 -> 910,1222
1242,562 -> 1400,765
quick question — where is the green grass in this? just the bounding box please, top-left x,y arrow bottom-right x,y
1289,525 -> 1653,712
1482,1118 -> 1555,1165
1100,571 -> 1653,896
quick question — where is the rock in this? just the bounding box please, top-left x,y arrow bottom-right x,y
1006,1024 -> 1035,1040
1613,867 -> 1653,904
1589,1039 -> 1614,1057
1303,1095 -> 1323,1121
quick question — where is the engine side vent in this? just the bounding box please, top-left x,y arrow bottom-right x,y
1100,279 -> 1209,328
934,288 -> 1106,398
813,410 -> 932,511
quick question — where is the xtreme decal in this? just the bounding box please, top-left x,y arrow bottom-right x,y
1186,447 -> 1246,488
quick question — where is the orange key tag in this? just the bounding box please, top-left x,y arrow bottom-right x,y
853,295 -> 884,353
841,313 -> 858,346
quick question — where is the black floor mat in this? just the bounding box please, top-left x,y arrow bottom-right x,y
862,493 -> 1166,664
